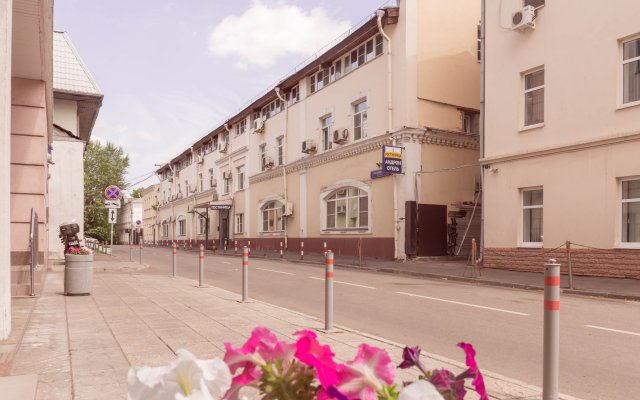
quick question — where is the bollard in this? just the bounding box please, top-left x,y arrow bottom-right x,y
543,259 -> 561,400
300,241 -> 304,260
129,242 -> 133,261
198,244 -> 205,288
234,240 -> 238,254
172,242 -> 177,277
323,241 -> 327,257
325,250 -> 334,331
139,241 -> 142,264
248,240 -> 251,255
224,239 -> 227,253
242,246 -> 249,302
566,241 -> 573,290
280,242 -> 283,258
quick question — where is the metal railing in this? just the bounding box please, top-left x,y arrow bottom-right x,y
29,208 -> 38,297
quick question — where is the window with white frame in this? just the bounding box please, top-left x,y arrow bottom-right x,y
185,180 -> 189,195
261,201 -> 284,232
622,37 -> 640,105
235,119 -> 247,135
321,114 -> 333,151
522,189 -> 543,244
353,99 -> 368,140
198,216 -> 206,234
621,179 -> 640,243
224,174 -> 231,195
199,173 -> 204,192
285,86 -> 299,106
209,168 -> 215,188
325,187 -> 369,230
162,221 -> 169,237
276,136 -> 283,166
235,213 -> 244,234
259,143 -> 267,171
236,165 -> 245,190
251,112 -> 261,129
222,131 -> 230,146
177,216 -> 186,236
524,68 -> 544,127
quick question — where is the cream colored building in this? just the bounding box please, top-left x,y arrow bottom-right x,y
156,0 -> 481,259
116,198 -> 143,244
142,184 -> 159,244
482,0 -> 640,278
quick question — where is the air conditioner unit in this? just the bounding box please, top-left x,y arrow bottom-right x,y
282,202 -> 294,217
223,171 -> 232,180
333,128 -> 349,144
210,178 -> 217,187
189,185 -> 197,193
511,5 -> 535,31
219,142 -> 229,153
253,118 -> 265,134
197,155 -> 204,164
264,156 -> 274,169
337,205 -> 346,214
301,139 -> 317,154
168,177 -> 173,182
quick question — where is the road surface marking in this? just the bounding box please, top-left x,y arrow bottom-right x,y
256,268 -> 295,275
308,276 -> 376,289
585,325 -> 640,337
395,291 -> 529,316
221,261 -> 232,265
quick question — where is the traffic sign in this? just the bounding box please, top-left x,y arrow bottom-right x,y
104,199 -> 121,209
105,185 -> 122,200
107,209 -> 118,224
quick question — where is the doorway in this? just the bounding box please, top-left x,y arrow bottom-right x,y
416,204 -> 447,256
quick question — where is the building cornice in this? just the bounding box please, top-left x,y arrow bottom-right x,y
481,129 -> 640,165
250,128 -> 479,184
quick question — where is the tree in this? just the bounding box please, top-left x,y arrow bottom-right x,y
84,141 -> 129,241
131,188 -> 143,198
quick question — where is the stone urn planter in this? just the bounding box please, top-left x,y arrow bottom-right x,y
64,253 -> 93,295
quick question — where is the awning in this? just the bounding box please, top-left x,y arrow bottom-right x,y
209,200 -> 233,211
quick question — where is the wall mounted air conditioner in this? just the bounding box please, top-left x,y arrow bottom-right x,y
511,5 -> 535,31
332,128 -> 349,144
210,178 -> 217,187
223,171 -> 232,180
219,142 -> 229,153
264,156 -> 274,169
282,202 -> 294,217
301,139 -> 317,154
197,155 -> 204,164
253,118 -> 265,134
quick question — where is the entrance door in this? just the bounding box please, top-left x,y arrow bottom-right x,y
417,204 -> 447,256
220,210 -> 229,247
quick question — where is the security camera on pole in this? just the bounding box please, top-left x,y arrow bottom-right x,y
104,185 -> 122,256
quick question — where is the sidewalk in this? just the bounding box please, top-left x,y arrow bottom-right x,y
181,246 -> 640,301
0,257 -> 581,400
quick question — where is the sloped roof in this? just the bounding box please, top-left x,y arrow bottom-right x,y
53,31 -> 101,95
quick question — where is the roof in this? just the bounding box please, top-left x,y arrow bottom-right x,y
53,31 -> 101,95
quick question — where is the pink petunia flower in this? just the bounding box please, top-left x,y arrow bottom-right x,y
293,330 -> 340,387
457,342 -> 488,400
333,344 -> 395,400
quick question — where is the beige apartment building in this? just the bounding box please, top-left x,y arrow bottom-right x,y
142,184 -> 159,244
156,0 -> 481,260
482,1 -> 640,278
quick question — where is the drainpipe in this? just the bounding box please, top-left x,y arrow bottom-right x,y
190,146 -> 196,242
478,0 -> 486,264
224,123 -> 233,244
377,9 -> 399,259
274,87 -> 289,251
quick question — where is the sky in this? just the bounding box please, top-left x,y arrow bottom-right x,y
54,0 -> 393,191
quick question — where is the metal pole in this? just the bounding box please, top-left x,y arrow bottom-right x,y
566,241 -> 573,290
325,250 -> 334,331
242,246 -> 249,302
172,242 -> 177,277
110,224 -> 113,257
139,240 -> 142,264
198,244 -> 204,288
543,259 -> 561,400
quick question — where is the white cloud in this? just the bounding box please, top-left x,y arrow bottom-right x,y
208,0 -> 351,69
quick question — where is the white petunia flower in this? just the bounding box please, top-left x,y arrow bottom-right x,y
128,349 -> 231,400
399,380 -> 445,400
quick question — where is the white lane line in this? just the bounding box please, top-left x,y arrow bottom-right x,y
256,268 -> 295,276
395,291 -> 529,316
585,325 -> 640,337
221,261 -> 232,265
308,276 -> 376,289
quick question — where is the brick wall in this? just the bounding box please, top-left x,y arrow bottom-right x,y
484,247 -> 640,279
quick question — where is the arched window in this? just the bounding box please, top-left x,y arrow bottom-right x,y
325,187 -> 368,229
261,200 -> 284,232
176,215 -> 186,236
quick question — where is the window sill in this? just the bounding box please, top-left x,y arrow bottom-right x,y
321,229 -> 371,235
519,123 -> 544,133
616,243 -> 640,249
616,100 -> 640,110
519,243 -> 543,249
259,231 -> 285,236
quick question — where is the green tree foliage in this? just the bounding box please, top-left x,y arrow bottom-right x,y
131,188 -> 143,198
84,141 -> 129,241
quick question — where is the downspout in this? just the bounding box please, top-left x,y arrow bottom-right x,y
224,123 -> 233,245
190,146 -> 196,243
377,10 -> 399,259
478,0 -> 486,264
274,87 -> 289,251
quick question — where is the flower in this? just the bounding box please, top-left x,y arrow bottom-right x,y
428,369 -> 466,400
128,349 -> 231,400
457,342 -> 488,400
398,380 -> 445,400
333,344 -> 395,400
398,346 -> 427,376
66,246 -> 92,255
294,330 -> 340,387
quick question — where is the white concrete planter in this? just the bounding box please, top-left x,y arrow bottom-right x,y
64,254 -> 93,295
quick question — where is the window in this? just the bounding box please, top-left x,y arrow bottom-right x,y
209,168 -> 215,188
461,110 -> 480,134
522,189 -> 543,245
259,143 -> 267,171
477,23 -> 481,62
185,180 -> 189,195
622,37 -> 640,105
524,68 -> 544,127
321,114 -> 333,151
168,188 -> 172,200
177,184 -> 181,196
235,213 -> 244,234
237,165 -> 245,190
353,99 -> 368,140
224,174 -> 231,195
222,131 -> 230,145
252,112 -> 262,129
285,86 -> 299,106
235,119 -> 247,135
325,187 -> 368,230
198,216 -> 206,235
261,201 -> 284,232
375,34 -> 383,56
621,179 -> 640,243
199,173 -> 204,192
177,216 -> 186,236
276,136 -> 283,166
162,221 -> 169,237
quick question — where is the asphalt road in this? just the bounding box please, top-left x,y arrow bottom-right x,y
115,245 -> 639,400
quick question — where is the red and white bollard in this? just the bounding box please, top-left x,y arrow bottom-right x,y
224,239 -> 227,253
248,240 -> 251,255
543,258 -> 560,400
198,244 -> 205,287
300,241 -> 304,260
242,246 -> 249,302
280,241 -> 283,258
324,250 -> 334,331
172,242 -> 177,277
323,241 -> 327,257
234,240 -> 238,254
